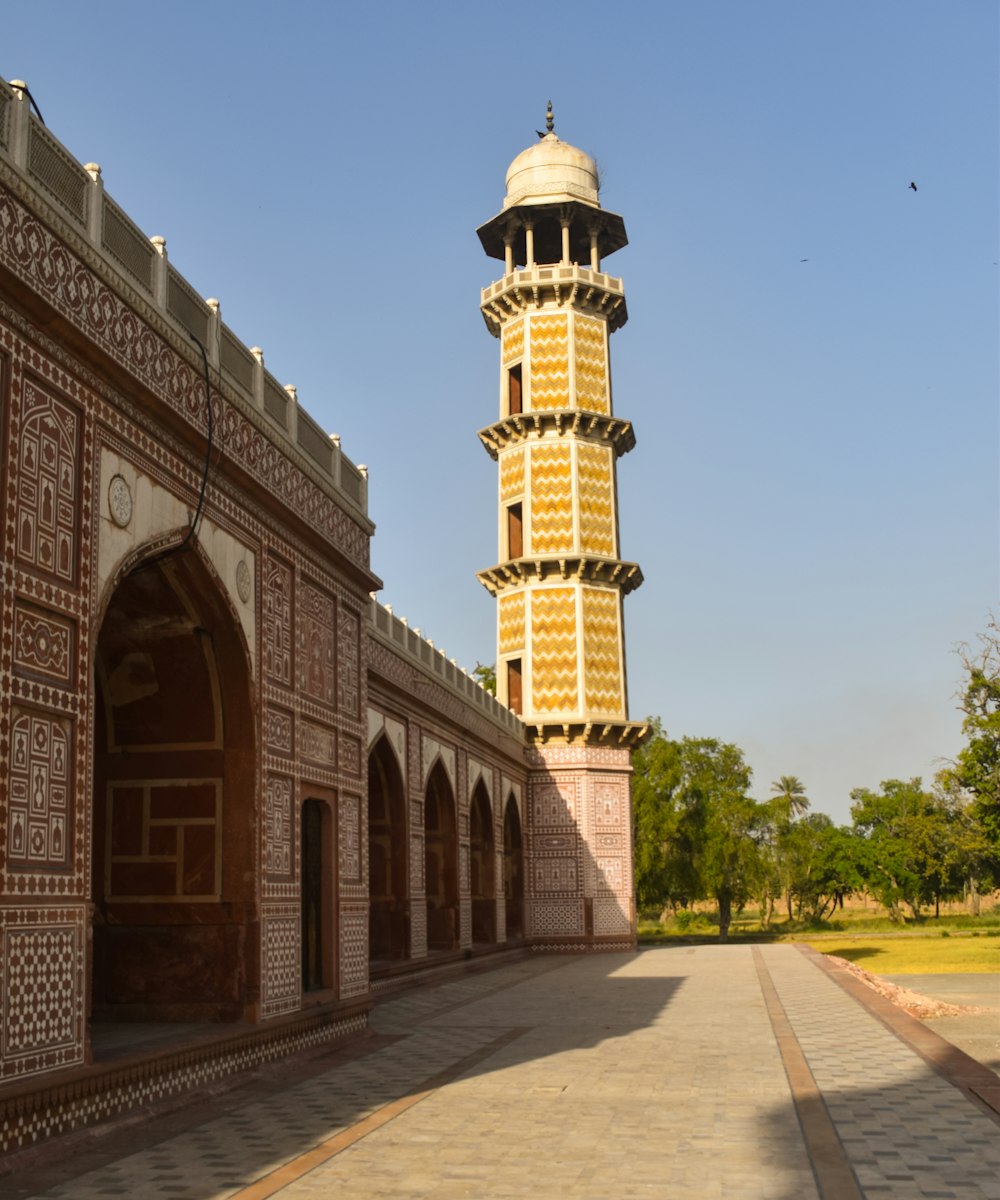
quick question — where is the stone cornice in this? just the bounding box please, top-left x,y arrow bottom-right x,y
524,720 -> 650,749
478,410 -> 635,460
0,171 -> 375,576
480,263 -> 628,337
477,556 -> 643,596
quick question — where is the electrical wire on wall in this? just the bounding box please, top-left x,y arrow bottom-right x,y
133,332 -> 214,573
177,332 -> 214,550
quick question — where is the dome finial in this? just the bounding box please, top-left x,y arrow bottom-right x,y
546,99 -> 554,134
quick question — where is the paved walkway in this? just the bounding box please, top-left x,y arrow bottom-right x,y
2,945 -> 999,1200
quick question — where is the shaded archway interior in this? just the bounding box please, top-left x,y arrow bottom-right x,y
469,781 -> 496,945
368,736 -> 408,963
503,794 -> 525,941
91,551 -> 255,1024
424,761 -> 458,952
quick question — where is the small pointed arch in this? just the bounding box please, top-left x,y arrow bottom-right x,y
470,779 -> 496,945
503,791 -> 525,942
367,712 -> 407,784
368,733 -> 408,962
421,736 -> 456,795
424,758 -> 458,952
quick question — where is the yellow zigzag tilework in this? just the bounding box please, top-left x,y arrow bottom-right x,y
583,587 -> 624,715
529,314 -> 570,410
502,317 -> 524,365
578,443 -> 615,556
499,591 -> 525,655
531,587 -> 579,714
530,443 -> 574,554
575,315 -> 609,413
500,447 -> 525,502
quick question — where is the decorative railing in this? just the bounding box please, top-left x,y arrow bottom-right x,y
368,599 -> 523,736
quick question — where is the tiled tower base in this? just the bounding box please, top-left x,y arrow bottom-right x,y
526,744 -> 636,950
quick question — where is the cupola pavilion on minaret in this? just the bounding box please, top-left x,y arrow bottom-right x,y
476,104 -> 645,748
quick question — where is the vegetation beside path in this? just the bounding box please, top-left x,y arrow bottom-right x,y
637,908 -> 1000,973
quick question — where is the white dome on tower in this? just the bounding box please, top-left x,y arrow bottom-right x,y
503,132 -> 600,210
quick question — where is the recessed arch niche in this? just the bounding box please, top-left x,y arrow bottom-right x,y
368,734 -> 408,962
91,547 -> 256,1024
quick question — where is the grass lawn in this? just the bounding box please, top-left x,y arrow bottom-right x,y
637,908 -> 1000,973
801,935 -> 1000,974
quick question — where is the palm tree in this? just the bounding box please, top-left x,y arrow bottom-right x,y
770,775 -> 811,921
770,775 -> 810,823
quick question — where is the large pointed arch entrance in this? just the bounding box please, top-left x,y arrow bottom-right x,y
424,760 -> 458,952
91,548 -> 256,1025
503,792 -> 525,941
368,735 -> 408,962
469,781 -> 496,945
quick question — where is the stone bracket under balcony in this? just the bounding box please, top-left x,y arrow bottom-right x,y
525,719 -> 651,749
480,264 -> 628,337
478,410 -> 636,460
477,555 -> 643,596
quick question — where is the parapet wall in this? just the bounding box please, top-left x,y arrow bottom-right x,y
368,599 -> 523,739
0,76 -> 369,521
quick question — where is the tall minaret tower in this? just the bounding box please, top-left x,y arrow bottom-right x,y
477,106 -> 646,948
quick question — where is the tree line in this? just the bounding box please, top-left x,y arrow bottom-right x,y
633,619 -> 1000,939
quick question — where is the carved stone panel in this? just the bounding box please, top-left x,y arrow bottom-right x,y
15,379 -> 80,585
7,710 -> 71,871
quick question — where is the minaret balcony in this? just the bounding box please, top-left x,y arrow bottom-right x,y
477,554 -> 643,596
525,719 -> 651,750
480,264 -> 628,337
478,410 -> 635,460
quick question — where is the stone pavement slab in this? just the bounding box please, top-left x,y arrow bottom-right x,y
884,973 -> 1000,1075
2,946 -> 998,1200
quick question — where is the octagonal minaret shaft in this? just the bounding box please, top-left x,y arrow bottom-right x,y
477,107 -> 644,747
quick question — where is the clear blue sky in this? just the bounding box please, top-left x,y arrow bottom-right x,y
6,1 -> 997,823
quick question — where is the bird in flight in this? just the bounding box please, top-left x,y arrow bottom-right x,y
909,181 -> 918,191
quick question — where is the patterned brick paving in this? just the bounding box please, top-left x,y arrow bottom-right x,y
4,946 -> 998,1199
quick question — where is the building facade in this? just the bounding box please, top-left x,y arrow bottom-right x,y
0,82 -> 642,1152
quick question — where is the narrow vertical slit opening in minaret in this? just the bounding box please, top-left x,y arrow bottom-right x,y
507,502 -> 523,559
507,658 -> 523,715
507,363 -> 522,415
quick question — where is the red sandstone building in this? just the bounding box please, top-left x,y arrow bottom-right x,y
0,81 -> 643,1151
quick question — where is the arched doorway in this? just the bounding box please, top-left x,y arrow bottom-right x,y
424,760 -> 458,952
469,781 -> 496,944
368,736 -> 408,962
91,549 -> 255,1024
503,793 -> 525,941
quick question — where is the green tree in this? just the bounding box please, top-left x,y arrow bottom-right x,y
953,618 -> 1000,851
473,661 -> 497,696
927,771 -> 997,915
632,725 -> 766,940
783,815 -> 863,921
849,778 -> 938,921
